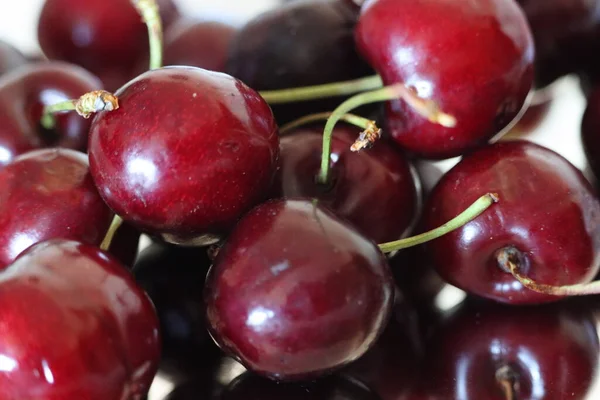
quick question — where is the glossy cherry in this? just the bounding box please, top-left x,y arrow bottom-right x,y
0,39 -> 27,77
37,0 -> 179,91
581,85 -> 600,182
0,148 -> 112,269
420,299 -> 599,399
205,198 -> 394,380
0,239 -> 160,399
226,0 -> 374,124
355,0 -> 535,159
88,67 -> 279,246
275,123 -> 420,244
0,61 -> 101,167
421,140 -> 600,304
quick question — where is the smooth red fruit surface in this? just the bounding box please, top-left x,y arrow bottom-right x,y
422,141 -> 600,304
355,0 -> 535,159
88,67 -> 279,246
0,40 -> 27,77
0,239 -> 160,399
275,124 -> 420,243
226,0 -> 374,124
0,62 -> 101,167
205,198 -> 394,380
421,299 -> 599,399
582,86 -> 600,181
37,0 -> 179,90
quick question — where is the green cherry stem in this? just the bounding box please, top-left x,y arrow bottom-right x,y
131,0 -> 164,70
41,90 -> 119,130
378,193 -> 499,253
279,111 -> 378,135
317,83 -> 456,184
259,75 -> 384,104
100,215 -> 124,251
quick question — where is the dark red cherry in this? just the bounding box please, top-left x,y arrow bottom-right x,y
226,0 -> 374,124
88,67 -> 279,246
420,299 -> 599,399
355,0 -> 535,159
275,123 -> 420,243
221,374 -> 380,400
581,85 -> 600,182
37,0 -> 179,91
421,140 -> 600,304
0,239 -> 160,399
205,198 -> 394,380
0,62 -> 101,167
0,40 -> 27,77
0,148 -> 112,269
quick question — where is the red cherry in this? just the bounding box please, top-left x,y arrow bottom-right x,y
0,239 -> 160,399
0,40 -> 27,77
37,0 -> 179,91
0,148 -> 112,269
420,299 -> 599,399
421,141 -> 600,304
355,0 -> 535,159
88,67 -> 279,246
275,123 -> 420,243
0,62 -> 101,167
205,198 -> 394,380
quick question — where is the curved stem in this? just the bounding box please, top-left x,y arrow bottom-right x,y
279,112 -> 376,134
317,83 -> 456,184
131,0 -> 164,70
100,215 -> 124,251
259,75 -> 383,104
41,90 -> 119,130
378,193 -> 498,253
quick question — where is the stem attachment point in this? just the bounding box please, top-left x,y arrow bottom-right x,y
41,90 -> 119,130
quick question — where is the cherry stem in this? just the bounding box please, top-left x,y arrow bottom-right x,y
100,215 -> 124,251
496,365 -> 518,400
40,90 -> 119,130
500,246 -> 600,296
131,0 -> 164,70
279,111 -> 377,135
317,83 -> 457,184
378,193 -> 498,253
259,75 -> 383,104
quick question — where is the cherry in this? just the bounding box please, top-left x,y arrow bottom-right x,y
354,0 -> 535,159
0,148 -> 112,269
0,61 -> 101,167
421,140 -> 600,304
275,123 -> 420,243
205,198 -> 394,380
226,0 -> 374,124
420,299 -> 599,399
0,239 -> 160,399
581,85 -> 600,182
0,39 -> 27,77
37,0 -> 179,91
88,66 -> 279,246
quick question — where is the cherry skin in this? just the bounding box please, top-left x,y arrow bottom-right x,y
0,239 -> 160,399
421,140 -> 600,304
205,198 -> 394,381
581,85 -> 600,182
88,66 -> 279,246
355,0 -> 535,159
275,123 -> 420,243
0,40 -> 27,77
0,61 -> 101,167
226,0 -> 374,124
420,299 -> 599,399
0,148 -> 112,269
37,0 -> 179,91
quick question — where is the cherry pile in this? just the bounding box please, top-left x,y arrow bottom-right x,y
1,0 -> 600,399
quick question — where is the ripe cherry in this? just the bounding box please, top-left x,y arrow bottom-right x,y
0,62 -> 101,167
421,140 -> 600,304
0,39 -> 27,77
0,239 -> 160,399
355,0 -> 535,159
275,123 -> 420,244
205,198 -> 394,380
88,67 -> 279,246
0,148 -> 112,269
